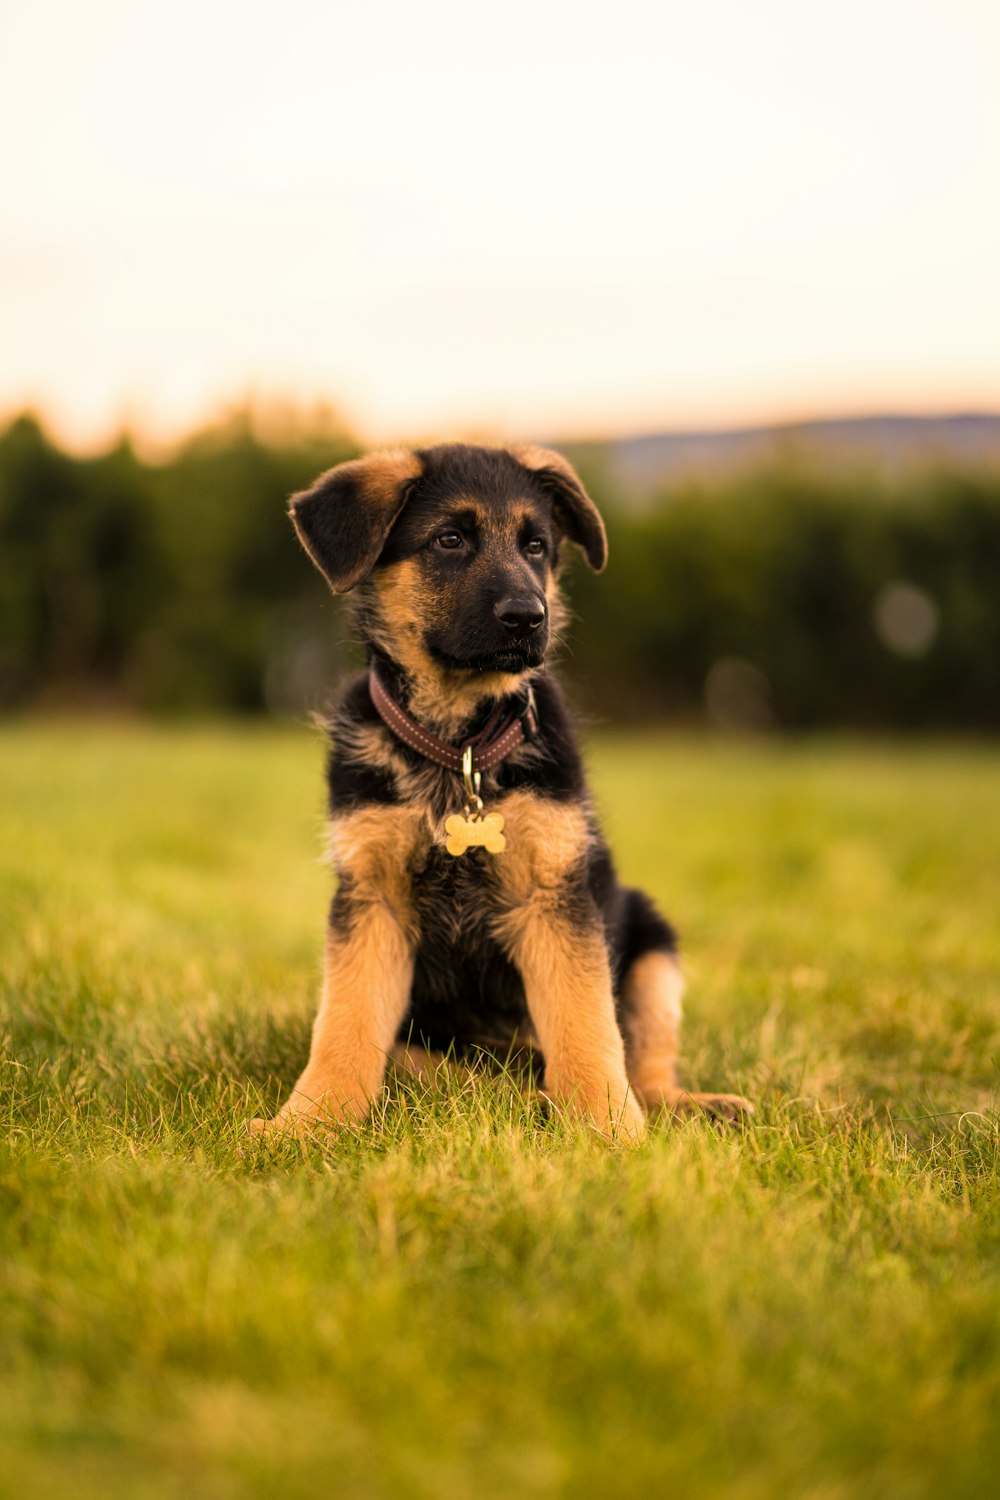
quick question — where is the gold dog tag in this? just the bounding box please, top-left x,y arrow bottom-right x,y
446,744 -> 506,856
445,811 -> 506,857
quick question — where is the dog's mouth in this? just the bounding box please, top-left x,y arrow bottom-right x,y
429,642 -> 546,675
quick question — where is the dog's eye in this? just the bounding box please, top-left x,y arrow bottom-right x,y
524,537 -> 547,557
433,531 -> 465,551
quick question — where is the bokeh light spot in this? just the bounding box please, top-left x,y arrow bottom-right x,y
873,582 -> 939,658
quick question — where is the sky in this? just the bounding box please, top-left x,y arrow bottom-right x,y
2,0 -> 999,451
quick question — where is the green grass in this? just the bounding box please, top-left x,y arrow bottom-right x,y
2,721 -> 998,1500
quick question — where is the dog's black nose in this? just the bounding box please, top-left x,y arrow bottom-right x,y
494,596 -> 546,632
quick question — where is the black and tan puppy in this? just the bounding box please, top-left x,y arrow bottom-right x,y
252,443 -> 750,1140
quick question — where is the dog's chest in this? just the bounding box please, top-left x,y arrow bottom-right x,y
404,835 -> 529,1048
405,787 -> 583,923
410,836 -> 502,947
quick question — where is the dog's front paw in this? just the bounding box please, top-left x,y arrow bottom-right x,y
245,1111 -> 331,1143
573,1092 -> 647,1141
247,1115 -> 310,1139
246,1113 -> 303,1142
612,1093 -> 648,1142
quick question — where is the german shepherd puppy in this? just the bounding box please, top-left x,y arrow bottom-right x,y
252,443 -> 750,1140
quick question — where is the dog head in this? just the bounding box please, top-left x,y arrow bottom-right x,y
290,443 -> 606,710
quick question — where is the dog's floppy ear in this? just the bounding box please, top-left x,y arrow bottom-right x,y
512,445 -> 608,572
289,449 -> 422,593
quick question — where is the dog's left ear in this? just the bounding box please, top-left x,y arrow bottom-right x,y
512,446 -> 607,572
289,450 -> 422,593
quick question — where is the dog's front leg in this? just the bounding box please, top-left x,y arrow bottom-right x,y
254,898 -> 413,1134
252,805 -> 423,1137
493,794 -> 644,1139
500,897 -> 645,1141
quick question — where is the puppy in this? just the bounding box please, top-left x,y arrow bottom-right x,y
252,443 -> 750,1139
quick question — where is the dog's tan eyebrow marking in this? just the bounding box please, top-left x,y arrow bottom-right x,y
492,505 -> 544,547
453,500 -> 489,523
513,505 -> 546,534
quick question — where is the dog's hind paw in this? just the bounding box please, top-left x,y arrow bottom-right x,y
653,1089 -> 754,1125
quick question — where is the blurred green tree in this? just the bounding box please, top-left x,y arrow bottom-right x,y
1,413 -> 999,729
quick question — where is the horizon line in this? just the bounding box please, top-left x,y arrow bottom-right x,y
5,395 -> 1000,463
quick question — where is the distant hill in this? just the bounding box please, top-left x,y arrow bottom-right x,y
559,413 -> 1000,498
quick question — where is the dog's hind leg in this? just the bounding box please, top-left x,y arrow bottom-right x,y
389,1042 -> 447,1080
388,1042 -> 471,1083
619,926 -> 753,1124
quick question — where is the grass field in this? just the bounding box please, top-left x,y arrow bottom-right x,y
2,721 -> 999,1500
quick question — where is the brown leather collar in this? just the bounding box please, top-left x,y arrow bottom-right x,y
368,666 -> 538,774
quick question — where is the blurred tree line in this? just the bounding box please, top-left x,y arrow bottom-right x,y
2,409 -> 999,729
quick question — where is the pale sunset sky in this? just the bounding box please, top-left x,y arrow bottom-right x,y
2,0 -> 999,450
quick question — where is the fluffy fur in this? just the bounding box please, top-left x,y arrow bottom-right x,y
251,443 -> 751,1139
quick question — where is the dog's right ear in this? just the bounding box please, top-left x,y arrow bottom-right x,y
289,450 -> 422,593
511,445 -> 608,572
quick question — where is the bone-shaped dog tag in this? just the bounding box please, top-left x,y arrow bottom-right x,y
445,812 -> 506,856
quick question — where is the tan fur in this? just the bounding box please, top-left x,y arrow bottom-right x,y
270,907 -> 413,1128
373,556 -> 443,684
408,669 -> 526,737
328,803 -> 427,936
347,449 -> 423,509
620,949 -> 685,1100
498,909 -> 644,1139
620,950 -> 753,1122
254,805 -> 426,1134
511,445 -> 585,488
388,1041 -> 460,1083
491,792 -> 591,897
372,558 -> 524,735
388,1039 -> 540,1097
492,793 -> 645,1139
